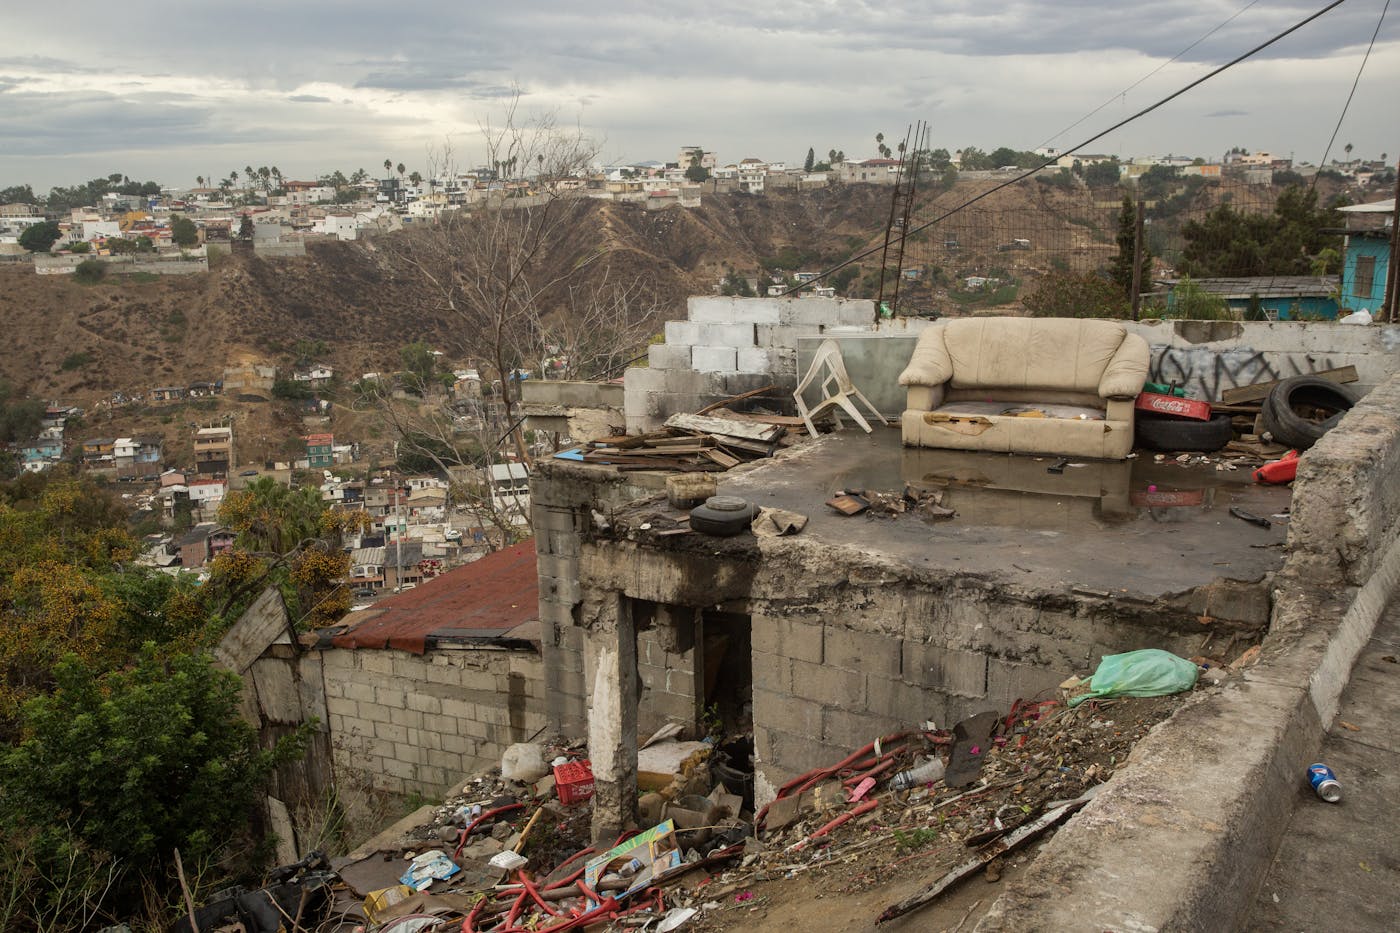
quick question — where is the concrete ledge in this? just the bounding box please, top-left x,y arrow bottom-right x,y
978,372 -> 1400,931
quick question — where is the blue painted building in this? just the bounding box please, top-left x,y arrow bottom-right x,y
1337,198 -> 1394,315
1159,276 -> 1339,320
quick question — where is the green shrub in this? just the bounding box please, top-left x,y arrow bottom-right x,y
60,352 -> 93,372
72,260 -> 105,285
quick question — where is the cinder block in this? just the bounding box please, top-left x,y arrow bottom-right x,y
866,675 -> 946,725
695,322 -> 757,348
688,297 -> 783,325
691,346 -> 738,373
374,721 -> 409,744
822,707 -> 902,749
837,302 -> 879,327
764,726 -> 845,777
823,624 -> 902,677
751,650 -> 790,693
374,685 -> 406,708
647,343 -> 692,370
342,681 -> 376,703
902,642 -> 988,698
735,347 -> 777,374
441,698 -> 476,720
752,686 -> 822,738
389,706 -> 423,730
664,320 -> 704,345
751,616 -> 824,664
985,658 -> 1072,711
790,658 -> 865,708
624,365 -> 668,397
757,323 -> 824,349
779,300 -> 843,326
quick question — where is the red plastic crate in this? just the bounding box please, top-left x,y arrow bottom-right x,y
555,759 -> 595,805
1134,392 -> 1212,421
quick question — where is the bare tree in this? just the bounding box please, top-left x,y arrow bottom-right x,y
355,100 -> 661,540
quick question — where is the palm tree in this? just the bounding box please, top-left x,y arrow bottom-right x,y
384,158 -> 393,178
196,175 -> 204,188
396,162 -> 406,182
1344,143 -> 1353,163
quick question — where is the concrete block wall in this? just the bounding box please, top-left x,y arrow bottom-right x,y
735,575 -> 1261,804
532,461 -> 668,737
320,646 -> 547,798
624,295 -> 876,433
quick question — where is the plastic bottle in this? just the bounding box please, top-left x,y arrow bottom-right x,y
890,756 -> 946,790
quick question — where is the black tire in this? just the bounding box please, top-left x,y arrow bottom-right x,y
1134,413 -> 1234,453
1260,376 -> 1359,450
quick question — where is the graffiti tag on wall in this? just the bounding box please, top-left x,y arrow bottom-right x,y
1149,346 -> 1335,401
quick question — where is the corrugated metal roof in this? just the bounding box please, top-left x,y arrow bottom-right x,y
329,542 -> 538,653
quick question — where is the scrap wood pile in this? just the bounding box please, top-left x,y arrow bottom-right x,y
560,387 -> 811,473
576,412 -> 807,472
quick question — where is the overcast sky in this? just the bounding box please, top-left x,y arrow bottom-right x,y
1,0 -> 1397,192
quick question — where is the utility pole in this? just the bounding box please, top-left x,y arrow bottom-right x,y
1130,199 -> 1145,321
394,486 -> 404,592
1383,159 -> 1400,322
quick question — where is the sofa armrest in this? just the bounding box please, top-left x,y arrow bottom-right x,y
907,384 -> 944,412
1105,397 -> 1136,424
898,326 -> 953,387
1098,333 -> 1150,399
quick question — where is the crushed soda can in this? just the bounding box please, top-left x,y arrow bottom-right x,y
1307,763 -> 1341,803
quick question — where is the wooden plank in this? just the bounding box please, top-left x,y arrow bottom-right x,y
664,413 -> 784,442
648,434 -> 715,448
1219,365 -> 1358,405
715,438 -> 777,456
703,449 -> 741,469
693,384 -> 777,415
710,411 -> 808,427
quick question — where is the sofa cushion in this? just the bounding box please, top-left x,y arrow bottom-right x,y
943,318 -> 1128,394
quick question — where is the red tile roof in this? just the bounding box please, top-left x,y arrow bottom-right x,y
329,542 -> 538,653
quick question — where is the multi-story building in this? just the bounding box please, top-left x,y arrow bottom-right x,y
194,425 -> 233,475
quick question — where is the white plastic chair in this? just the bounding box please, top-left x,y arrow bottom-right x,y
794,339 -> 890,436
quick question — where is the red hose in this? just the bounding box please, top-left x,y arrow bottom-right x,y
757,731 -> 915,829
517,870 -> 563,917
453,802 -> 526,859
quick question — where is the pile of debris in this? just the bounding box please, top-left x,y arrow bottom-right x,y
564,411 -> 807,473
196,646 -> 1263,932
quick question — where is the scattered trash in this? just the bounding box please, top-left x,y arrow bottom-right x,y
583,820 -> 686,908
1308,763 -> 1342,802
752,507 -> 809,537
500,742 -> 550,782
825,491 -> 870,515
1254,449 -> 1300,485
400,850 -> 461,891
1229,506 -> 1273,528
1046,457 -> 1070,474
1069,649 -> 1199,706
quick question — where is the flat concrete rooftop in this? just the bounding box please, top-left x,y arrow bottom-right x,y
699,426 -> 1293,601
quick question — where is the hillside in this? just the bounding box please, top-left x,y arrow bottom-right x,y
0,176 -> 1340,412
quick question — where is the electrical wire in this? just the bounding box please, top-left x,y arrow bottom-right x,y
784,0 -> 1355,297
1034,0 -> 1264,153
1311,0 -> 1391,189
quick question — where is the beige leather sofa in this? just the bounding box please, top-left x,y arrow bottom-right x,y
897,317 -> 1150,459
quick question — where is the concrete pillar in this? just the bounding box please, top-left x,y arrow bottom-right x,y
587,594 -> 639,844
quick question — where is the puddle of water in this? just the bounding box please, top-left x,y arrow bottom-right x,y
826,446 -> 1278,533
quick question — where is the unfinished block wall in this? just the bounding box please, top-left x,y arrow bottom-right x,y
320,646 -> 547,798
624,295 -> 876,433
532,462 -> 671,737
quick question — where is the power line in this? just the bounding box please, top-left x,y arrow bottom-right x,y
1312,0 -> 1391,184
1034,0 -> 1264,153
784,0 -> 1354,297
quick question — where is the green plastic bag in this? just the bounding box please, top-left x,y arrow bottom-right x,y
1069,649 -> 1199,706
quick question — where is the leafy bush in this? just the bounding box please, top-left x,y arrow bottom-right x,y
60,352 -> 93,372
1022,270 -> 1130,319
0,649 -> 306,919
72,260 -> 106,285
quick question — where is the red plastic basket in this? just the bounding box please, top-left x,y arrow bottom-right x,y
554,760 -> 595,805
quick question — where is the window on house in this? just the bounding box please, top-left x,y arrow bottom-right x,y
1353,256 -> 1375,298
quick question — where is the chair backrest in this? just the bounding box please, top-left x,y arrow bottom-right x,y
942,317 -> 1127,393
